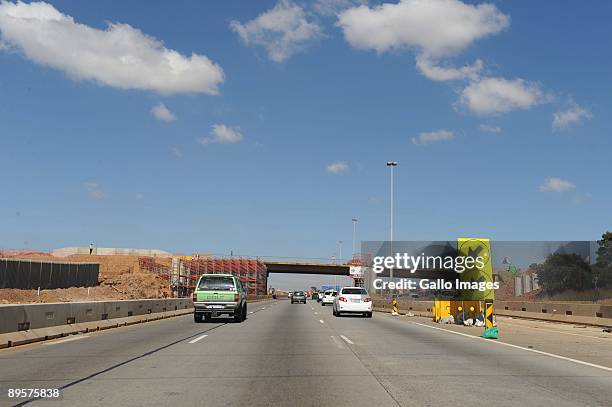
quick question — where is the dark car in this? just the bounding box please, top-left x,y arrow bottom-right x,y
311,292 -> 319,301
291,291 -> 307,304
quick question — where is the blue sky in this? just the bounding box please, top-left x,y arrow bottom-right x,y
1,0 -> 611,264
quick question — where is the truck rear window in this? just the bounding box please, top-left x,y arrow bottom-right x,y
342,288 -> 367,295
198,277 -> 235,291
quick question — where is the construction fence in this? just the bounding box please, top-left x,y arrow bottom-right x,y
0,259 -> 99,289
139,257 -> 268,297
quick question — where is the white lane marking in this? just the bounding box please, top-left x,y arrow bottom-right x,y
249,311 -> 254,314
408,321 -> 612,373
262,307 -> 266,310
188,334 -> 208,344
43,335 -> 89,345
330,336 -> 346,349
319,319 -> 325,324
314,312 -> 318,315
340,335 -> 354,345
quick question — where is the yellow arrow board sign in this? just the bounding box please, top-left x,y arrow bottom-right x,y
457,238 -> 494,300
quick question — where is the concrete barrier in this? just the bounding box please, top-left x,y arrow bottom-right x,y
372,298 -> 434,317
371,297 -> 612,327
0,298 -> 194,335
496,300 -> 612,327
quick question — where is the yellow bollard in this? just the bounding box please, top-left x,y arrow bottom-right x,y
391,297 -> 399,316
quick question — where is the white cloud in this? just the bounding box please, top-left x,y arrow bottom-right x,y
0,1 -> 224,94
479,124 -> 501,133
230,0 -> 322,62
539,177 -> 575,193
552,102 -> 593,131
416,56 -> 483,81
412,129 -> 454,145
337,0 -> 509,58
458,77 -> 546,115
326,162 -> 349,173
151,103 -> 176,122
171,147 -> 182,157
197,124 -> 244,145
83,182 -> 105,200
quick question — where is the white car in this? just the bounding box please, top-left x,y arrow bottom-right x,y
320,290 -> 337,306
333,287 -> 372,318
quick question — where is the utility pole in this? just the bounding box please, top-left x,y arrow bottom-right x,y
352,218 -> 358,257
386,161 -> 398,286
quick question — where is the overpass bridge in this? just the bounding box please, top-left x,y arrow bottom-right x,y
262,259 -> 456,280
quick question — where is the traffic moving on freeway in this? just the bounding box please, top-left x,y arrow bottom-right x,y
2,0 -> 612,406
2,298 -> 612,406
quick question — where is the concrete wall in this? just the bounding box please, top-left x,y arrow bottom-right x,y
0,298 -> 193,334
496,300 -> 612,326
371,297 -> 612,327
52,247 -> 172,257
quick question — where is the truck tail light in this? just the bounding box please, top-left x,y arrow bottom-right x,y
234,293 -> 240,302
192,293 -> 197,302
339,296 -> 347,302
364,297 -> 372,302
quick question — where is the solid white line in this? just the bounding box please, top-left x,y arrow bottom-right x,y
43,335 -> 89,345
319,319 -> 325,324
340,335 -> 354,345
188,334 -> 208,344
408,321 -> 612,373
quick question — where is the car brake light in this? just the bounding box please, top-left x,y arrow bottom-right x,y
364,297 -> 372,302
339,296 -> 347,302
234,293 -> 240,302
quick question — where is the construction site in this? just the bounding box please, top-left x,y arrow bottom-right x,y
139,256 -> 268,297
0,248 -> 269,303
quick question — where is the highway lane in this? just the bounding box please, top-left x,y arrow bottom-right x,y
0,300 -> 611,406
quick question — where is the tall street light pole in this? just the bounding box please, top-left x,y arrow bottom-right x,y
352,218 -> 358,257
386,161 -> 398,285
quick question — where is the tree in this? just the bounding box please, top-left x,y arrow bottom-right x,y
594,231 -> 612,288
536,253 -> 594,295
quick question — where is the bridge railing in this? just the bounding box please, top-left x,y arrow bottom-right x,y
189,254 -> 354,265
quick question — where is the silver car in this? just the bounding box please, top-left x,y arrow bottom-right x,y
291,291 -> 307,304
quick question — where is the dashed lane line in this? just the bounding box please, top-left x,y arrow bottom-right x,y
340,335 -> 354,345
188,334 -> 208,344
43,335 -> 89,346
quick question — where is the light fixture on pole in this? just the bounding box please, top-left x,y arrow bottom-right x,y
386,161 -> 398,285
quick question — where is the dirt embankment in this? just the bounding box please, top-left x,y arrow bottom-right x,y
0,254 -> 172,304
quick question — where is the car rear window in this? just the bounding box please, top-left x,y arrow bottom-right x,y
342,288 -> 367,295
197,276 -> 235,291
294,291 -> 305,295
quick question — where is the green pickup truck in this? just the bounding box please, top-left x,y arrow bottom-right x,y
192,274 -> 247,323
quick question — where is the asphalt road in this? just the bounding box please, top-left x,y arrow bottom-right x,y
1,300 -> 612,406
